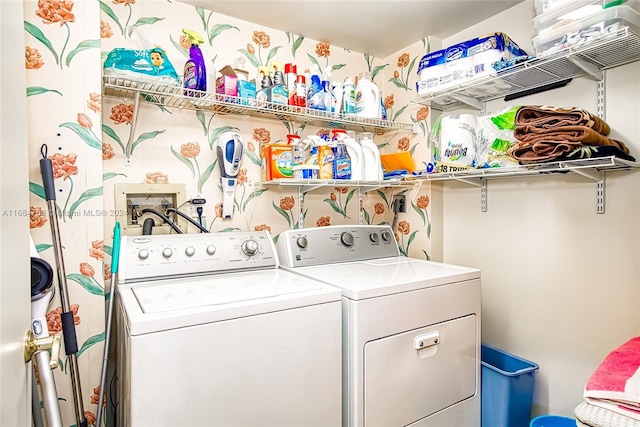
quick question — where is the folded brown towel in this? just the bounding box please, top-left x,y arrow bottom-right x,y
515,106 -> 611,135
513,125 -> 629,153
508,140 -> 582,163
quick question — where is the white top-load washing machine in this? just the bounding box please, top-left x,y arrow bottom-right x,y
115,231 -> 342,426
277,224 -> 482,427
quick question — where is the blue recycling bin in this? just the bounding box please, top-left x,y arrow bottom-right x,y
530,415 -> 577,426
481,343 -> 539,427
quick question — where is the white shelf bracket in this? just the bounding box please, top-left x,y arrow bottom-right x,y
597,70 -> 606,121
567,55 -> 603,81
124,91 -> 141,166
451,94 -> 484,111
480,180 -> 487,212
358,187 -> 364,224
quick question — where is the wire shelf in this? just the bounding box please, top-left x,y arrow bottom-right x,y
408,156 -> 640,183
260,178 -> 415,193
411,27 -> 640,111
102,76 -> 413,134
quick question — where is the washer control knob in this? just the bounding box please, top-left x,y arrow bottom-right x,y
369,233 -> 379,243
162,248 -> 173,258
137,249 -> 149,260
206,245 -> 216,256
340,232 -> 354,247
185,246 -> 195,257
296,236 -> 308,249
381,231 -> 392,242
242,239 -> 259,256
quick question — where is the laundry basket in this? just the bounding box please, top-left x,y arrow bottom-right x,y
530,415 -> 577,426
481,343 -> 539,427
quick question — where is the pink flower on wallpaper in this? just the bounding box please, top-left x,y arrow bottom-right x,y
25,46 -> 44,69
100,20 -> 112,38
145,172 -> 168,184
87,92 -> 101,113
36,0 -> 75,26
102,143 -> 115,160
89,240 -> 104,261
77,113 -> 92,129
79,262 -> 95,278
30,206 -> 48,229
104,263 -> 111,281
49,152 -> 78,180
46,304 -> 80,335
110,103 -> 134,125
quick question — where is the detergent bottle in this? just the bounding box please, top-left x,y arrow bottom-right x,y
307,64 -> 326,111
359,132 -> 383,181
355,72 -> 380,118
182,29 -> 207,93
342,77 -> 356,115
343,130 -> 364,180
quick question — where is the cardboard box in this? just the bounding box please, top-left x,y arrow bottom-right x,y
216,65 -> 238,96
238,80 -> 256,106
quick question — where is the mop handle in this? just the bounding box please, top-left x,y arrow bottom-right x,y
96,222 -> 120,427
39,145 -> 88,427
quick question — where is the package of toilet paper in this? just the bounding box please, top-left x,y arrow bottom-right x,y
430,114 -> 478,173
416,32 -> 529,96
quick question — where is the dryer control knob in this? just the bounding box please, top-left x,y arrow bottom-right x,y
185,246 -> 195,257
381,231 -> 391,242
242,239 -> 259,256
162,248 -> 173,258
369,233 -> 379,243
137,249 -> 149,260
296,236 -> 308,249
206,245 -> 216,256
340,232 -> 354,247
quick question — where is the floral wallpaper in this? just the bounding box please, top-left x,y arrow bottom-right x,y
23,0 -> 436,425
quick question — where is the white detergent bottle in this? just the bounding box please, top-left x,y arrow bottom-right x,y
359,132 -> 383,181
343,130 -> 364,181
355,72 -> 380,119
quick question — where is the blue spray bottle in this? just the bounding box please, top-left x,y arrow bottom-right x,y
182,29 -> 207,94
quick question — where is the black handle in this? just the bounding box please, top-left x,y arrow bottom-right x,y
61,312 -> 78,354
39,145 -> 57,201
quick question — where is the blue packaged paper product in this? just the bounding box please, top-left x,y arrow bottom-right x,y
416,32 -> 528,95
104,47 -> 181,86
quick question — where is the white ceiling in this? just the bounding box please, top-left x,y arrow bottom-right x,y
179,0 -> 526,58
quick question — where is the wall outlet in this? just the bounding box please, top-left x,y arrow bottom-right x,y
393,195 -> 406,213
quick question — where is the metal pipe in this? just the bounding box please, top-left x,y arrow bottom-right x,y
34,351 -> 63,427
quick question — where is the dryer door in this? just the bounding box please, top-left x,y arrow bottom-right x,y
363,314 -> 477,426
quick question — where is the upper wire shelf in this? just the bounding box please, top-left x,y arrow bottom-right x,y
410,26 -> 640,111
102,76 -> 413,134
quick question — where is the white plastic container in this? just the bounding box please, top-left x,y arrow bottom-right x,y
533,0 -> 628,37
358,132 -> 383,181
535,0 -> 582,15
532,4 -> 640,56
343,131 -> 364,181
355,72 -> 381,119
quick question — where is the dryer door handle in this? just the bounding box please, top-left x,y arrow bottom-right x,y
414,332 -> 440,350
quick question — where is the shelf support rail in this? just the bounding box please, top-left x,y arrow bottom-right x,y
566,55 -> 604,81
124,91 -> 141,166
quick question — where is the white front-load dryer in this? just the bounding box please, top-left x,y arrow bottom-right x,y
115,231 -> 342,426
277,225 -> 481,427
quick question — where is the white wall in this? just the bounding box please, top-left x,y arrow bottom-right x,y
439,0 -> 640,417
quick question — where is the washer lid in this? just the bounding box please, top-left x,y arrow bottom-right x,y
283,257 -> 480,300
118,269 -> 341,335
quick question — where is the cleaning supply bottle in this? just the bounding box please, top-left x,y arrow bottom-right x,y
359,132 -> 383,181
318,140 -> 334,180
182,29 -> 207,94
332,131 -> 352,180
330,81 -> 343,115
322,68 -> 332,113
307,64 -> 326,111
342,76 -> 356,116
355,72 -> 380,118
343,130 -> 364,180
287,134 -> 303,166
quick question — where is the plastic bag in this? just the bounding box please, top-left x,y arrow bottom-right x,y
475,106 -> 520,168
103,26 -> 181,86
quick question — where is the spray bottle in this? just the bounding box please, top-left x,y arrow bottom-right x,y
182,29 -> 207,93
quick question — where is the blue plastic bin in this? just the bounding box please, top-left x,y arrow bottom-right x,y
481,344 -> 539,427
530,415 -> 576,427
